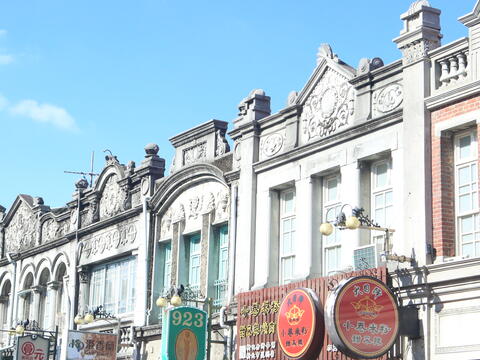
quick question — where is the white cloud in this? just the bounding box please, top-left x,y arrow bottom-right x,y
9,99 -> 78,131
0,54 -> 13,65
0,30 -> 6,37
0,95 -> 8,110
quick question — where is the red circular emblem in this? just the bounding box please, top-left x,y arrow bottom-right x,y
21,342 -> 35,356
325,276 -> 399,359
276,288 -> 323,359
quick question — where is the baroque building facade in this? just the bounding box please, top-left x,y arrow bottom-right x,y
1,1 -> 480,360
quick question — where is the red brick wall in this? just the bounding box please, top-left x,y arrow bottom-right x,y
431,96 -> 480,257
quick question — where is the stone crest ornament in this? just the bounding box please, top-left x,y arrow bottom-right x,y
100,174 -> 123,219
261,133 -> 284,157
373,84 -> 403,115
204,192 -> 216,213
173,204 -> 185,223
302,68 -> 355,141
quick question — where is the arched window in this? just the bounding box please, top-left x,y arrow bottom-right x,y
55,264 -> 67,334
0,280 -> 11,345
20,274 -> 34,322
38,269 -> 51,330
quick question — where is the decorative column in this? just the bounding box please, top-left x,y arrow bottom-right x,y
78,269 -> 89,315
31,286 -> 43,323
46,281 -> 60,331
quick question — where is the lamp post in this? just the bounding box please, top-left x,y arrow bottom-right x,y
319,205 -> 413,264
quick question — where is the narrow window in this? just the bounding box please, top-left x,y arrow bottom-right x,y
455,130 -> 479,257
371,160 -> 393,244
323,174 -> 342,275
279,189 -> 296,284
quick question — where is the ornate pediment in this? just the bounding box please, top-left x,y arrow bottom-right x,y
4,201 -> 38,253
301,67 -> 355,141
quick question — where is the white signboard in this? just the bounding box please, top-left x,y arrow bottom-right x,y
16,335 -> 50,360
67,330 -> 117,360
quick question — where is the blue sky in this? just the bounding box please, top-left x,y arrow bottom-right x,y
0,0 -> 474,210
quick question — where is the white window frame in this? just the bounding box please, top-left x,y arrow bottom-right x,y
371,159 -> 393,245
89,256 -> 137,316
323,174 -> 342,275
454,130 -> 479,257
279,189 -> 296,285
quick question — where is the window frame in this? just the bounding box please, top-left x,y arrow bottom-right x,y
371,159 -> 393,245
279,188 -> 296,285
322,174 -> 342,275
89,256 -> 137,316
454,129 -> 479,258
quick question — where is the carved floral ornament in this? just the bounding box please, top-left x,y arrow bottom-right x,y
373,84 -> 403,114
261,132 -> 284,158
4,202 -> 38,252
302,68 -> 355,141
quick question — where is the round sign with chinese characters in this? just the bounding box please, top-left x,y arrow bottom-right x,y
325,276 -> 399,359
276,288 -> 324,359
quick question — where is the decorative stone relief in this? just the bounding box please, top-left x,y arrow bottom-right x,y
82,221 -> 137,260
302,68 -> 355,141
373,84 -> 403,115
260,132 -> 284,158
215,191 -> 230,221
4,202 -> 38,252
173,204 -> 185,223
132,191 -> 141,207
69,208 -> 78,232
183,142 -> 207,166
87,197 -> 100,226
41,219 -> 58,243
401,39 -> 439,65
204,192 -> 216,214
215,130 -> 230,157
234,142 -> 241,161
189,196 -> 202,219
160,209 -> 173,239
99,174 -> 123,220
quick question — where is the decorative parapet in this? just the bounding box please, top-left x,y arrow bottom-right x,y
169,120 -> 230,173
430,38 -> 470,94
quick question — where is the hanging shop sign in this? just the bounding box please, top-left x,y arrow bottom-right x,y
161,306 -> 207,360
276,288 -> 324,360
66,330 -> 117,360
16,335 -> 50,360
325,276 -> 399,359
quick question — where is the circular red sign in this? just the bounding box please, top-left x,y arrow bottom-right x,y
325,276 -> 399,359
276,288 -> 323,359
21,342 -> 35,356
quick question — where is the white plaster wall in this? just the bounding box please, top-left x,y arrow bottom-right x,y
251,123 -> 405,287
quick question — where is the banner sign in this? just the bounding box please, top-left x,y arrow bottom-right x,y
67,330 -> 117,360
161,306 -> 207,360
277,288 -> 323,360
16,335 -> 50,360
325,276 -> 399,359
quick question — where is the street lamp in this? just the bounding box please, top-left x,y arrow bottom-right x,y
155,285 -> 185,308
319,205 -> 413,264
